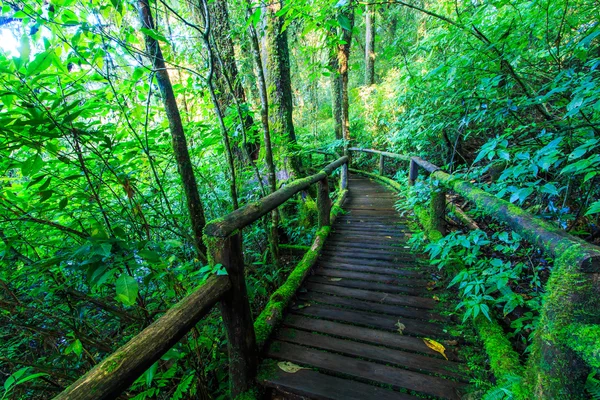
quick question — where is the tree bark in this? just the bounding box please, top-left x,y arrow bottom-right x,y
329,45 -> 343,140
247,2 -> 279,262
338,4 -> 355,146
265,0 -> 302,177
365,4 -> 376,85
208,0 -> 259,161
137,0 -> 207,260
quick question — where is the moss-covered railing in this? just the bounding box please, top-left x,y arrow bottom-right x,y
349,148 -> 600,399
54,156 -> 349,400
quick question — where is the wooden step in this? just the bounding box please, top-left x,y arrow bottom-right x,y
267,342 -> 465,399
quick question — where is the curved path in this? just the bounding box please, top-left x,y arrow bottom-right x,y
260,175 -> 468,399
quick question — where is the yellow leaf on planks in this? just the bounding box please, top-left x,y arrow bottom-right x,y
423,338 -> 448,360
277,361 -> 306,373
329,277 -> 342,282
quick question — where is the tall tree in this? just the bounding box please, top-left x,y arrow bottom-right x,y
137,0 -> 208,260
264,0 -> 302,178
329,38 -> 343,140
365,4 -> 376,85
208,0 -> 259,161
247,2 -> 280,261
337,2 -> 355,145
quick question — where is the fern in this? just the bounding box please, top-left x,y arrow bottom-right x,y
586,370 -> 600,400
171,374 -> 194,400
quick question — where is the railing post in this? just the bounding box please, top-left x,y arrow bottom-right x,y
430,180 -> 446,236
209,233 -> 257,397
408,158 -> 418,186
317,176 -> 332,227
379,154 -> 385,176
340,162 -> 348,190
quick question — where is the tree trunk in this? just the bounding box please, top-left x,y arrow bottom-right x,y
329,46 -> 343,140
365,4 -> 376,85
338,4 -> 355,146
265,0 -> 302,178
208,0 -> 259,161
137,0 -> 207,261
247,3 -> 280,262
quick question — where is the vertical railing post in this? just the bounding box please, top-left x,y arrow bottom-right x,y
408,158 -> 419,186
209,233 -> 257,397
379,154 -> 385,176
430,181 -> 446,236
317,176 -> 332,227
340,161 -> 348,190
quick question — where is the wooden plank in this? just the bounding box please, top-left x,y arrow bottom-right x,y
323,245 -> 413,257
262,367 -> 419,400
283,314 -> 456,359
304,282 -> 437,309
321,250 -> 415,262
276,329 -> 465,380
325,240 -> 412,251
267,341 -> 464,399
316,261 -> 424,278
297,292 -> 445,322
314,267 -> 430,286
292,303 -> 446,337
307,276 -> 425,296
320,255 -> 417,268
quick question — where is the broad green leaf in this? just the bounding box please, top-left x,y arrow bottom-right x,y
115,275 -> 138,306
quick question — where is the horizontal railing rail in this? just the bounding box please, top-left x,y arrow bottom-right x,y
349,147 -> 600,396
54,156 -> 349,399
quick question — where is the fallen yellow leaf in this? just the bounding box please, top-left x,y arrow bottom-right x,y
433,295 -> 440,302
423,338 -> 448,360
329,277 -> 342,282
277,361 -> 306,373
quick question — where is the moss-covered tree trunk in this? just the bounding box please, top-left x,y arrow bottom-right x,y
365,4 -> 376,85
208,0 -> 258,161
329,44 -> 343,140
337,3 -> 355,146
265,0 -> 302,178
247,2 -> 280,263
137,0 -> 207,261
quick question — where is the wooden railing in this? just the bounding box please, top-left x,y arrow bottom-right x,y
54,156 -> 349,400
349,147 -> 600,397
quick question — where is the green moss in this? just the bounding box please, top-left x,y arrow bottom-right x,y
254,225 -> 331,349
563,323 -> 600,369
279,244 -> 310,251
257,359 -> 279,382
235,388 -> 259,400
348,167 -> 403,191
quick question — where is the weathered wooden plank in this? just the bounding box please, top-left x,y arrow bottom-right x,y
276,329 -> 465,379
292,304 -> 445,337
262,367 -> 419,400
297,292 -> 445,322
316,261 -> 424,278
320,255 -> 417,268
283,315 -> 452,359
267,341 -> 464,399
306,276 -> 425,296
304,282 -> 437,309
314,267 -> 429,286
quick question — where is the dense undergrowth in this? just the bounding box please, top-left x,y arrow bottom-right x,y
1,0 -> 599,398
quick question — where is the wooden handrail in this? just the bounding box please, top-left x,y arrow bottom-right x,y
204,156 -> 348,238
54,156 -> 349,399
348,147 -> 411,161
349,147 -> 600,396
54,276 -> 230,400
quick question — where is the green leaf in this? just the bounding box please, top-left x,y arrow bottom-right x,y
585,200 -> 600,216
140,28 -> 170,44
115,275 -> 138,306
26,49 -> 55,76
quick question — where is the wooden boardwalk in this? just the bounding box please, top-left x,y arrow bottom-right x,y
260,176 -> 467,399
